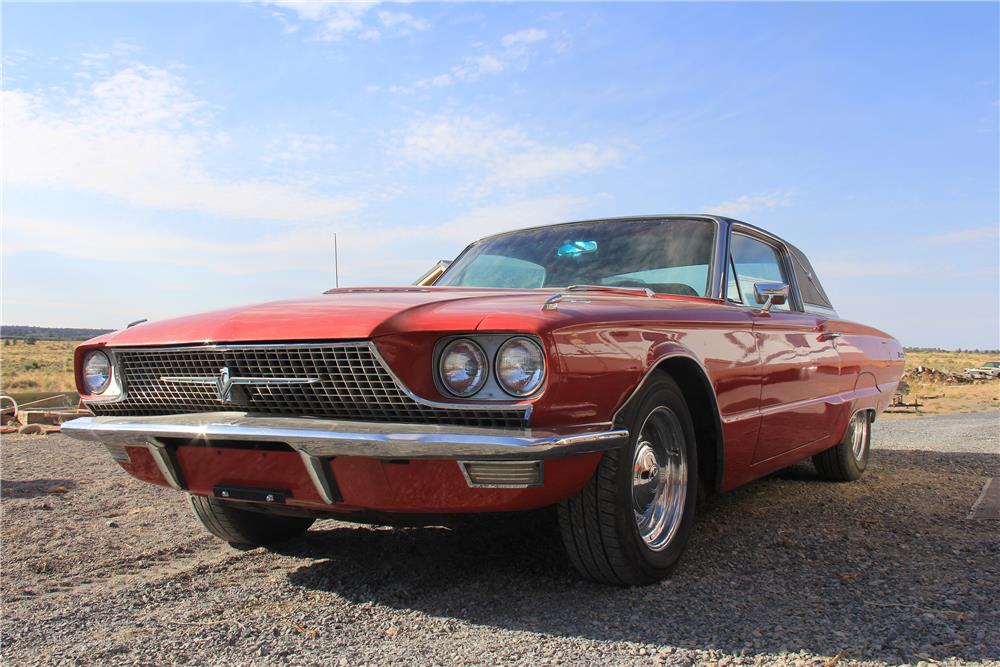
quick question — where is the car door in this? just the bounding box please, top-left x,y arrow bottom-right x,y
727,231 -> 842,463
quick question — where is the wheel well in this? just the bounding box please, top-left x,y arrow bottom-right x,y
630,358 -> 724,493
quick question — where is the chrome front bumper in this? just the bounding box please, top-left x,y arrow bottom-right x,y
61,413 -> 629,503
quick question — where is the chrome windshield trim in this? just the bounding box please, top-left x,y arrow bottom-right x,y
437,215 -> 724,299
61,414 -> 628,461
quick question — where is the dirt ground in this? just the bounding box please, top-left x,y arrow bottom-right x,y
1,413 -> 997,666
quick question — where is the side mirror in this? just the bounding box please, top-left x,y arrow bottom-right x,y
753,281 -> 789,312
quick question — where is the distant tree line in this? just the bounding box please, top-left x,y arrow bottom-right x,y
904,346 -> 1000,354
0,325 -> 114,341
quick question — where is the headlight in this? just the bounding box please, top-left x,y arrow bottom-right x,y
495,337 -> 545,397
439,339 -> 488,397
82,350 -> 112,394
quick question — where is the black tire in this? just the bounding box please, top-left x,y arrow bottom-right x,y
188,495 -> 314,546
812,410 -> 871,482
557,374 -> 698,586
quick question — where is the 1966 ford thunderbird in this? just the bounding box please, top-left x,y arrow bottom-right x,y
63,215 -> 903,585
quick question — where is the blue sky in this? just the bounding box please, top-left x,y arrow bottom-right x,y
2,1 -> 998,349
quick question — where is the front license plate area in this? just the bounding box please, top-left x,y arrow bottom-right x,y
213,486 -> 291,504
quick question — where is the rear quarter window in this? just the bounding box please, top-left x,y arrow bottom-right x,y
789,245 -> 833,309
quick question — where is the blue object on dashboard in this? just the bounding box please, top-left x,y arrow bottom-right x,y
557,240 -> 598,257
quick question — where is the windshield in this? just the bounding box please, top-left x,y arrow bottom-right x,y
437,218 -> 716,297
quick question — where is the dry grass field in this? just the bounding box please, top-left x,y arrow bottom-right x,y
0,340 -> 77,393
0,341 -> 996,414
897,350 -> 1000,415
902,350 -> 996,373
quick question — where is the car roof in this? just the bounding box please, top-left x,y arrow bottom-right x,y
477,212 -> 790,239
472,214 -> 803,251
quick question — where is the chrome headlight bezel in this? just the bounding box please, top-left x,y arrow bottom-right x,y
82,350 -> 113,395
494,336 -> 546,397
437,338 -> 489,398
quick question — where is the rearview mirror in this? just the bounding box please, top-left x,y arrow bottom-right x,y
753,282 -> 789,312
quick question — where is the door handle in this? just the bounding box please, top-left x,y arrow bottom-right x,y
818,331 -> 842,341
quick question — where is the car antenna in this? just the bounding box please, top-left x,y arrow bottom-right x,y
334,232 -> 340,289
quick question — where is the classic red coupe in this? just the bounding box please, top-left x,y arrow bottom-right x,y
63,215 -> 903,585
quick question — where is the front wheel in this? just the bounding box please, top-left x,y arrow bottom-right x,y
557,375 -> 698,586
188,495 -> 314,547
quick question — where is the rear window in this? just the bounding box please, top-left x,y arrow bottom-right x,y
789,245 -> 833,309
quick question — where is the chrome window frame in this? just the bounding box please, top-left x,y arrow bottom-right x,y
718,219 -> 838,318
724,223 -> 802,312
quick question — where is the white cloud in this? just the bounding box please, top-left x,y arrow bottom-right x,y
399,116 -> 622,194
262,133 -> 339,162
2,64 -> 359,222
390,26 -> 550,93
377,10 -> 430,34
437,195 -> 584,240
703,191 -> 794,217
2,214 -> 345,276
502,28 -> 548,48
921,225 -> 999,243
3,194 -> 586,282
262,2 -> 429,41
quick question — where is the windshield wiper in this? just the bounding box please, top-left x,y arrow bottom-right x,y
565,284 -> 656,298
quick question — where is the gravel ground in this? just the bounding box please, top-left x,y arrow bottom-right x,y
2,413 -> 998,666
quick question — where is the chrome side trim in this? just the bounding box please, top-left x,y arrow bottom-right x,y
721,389 -> 859,424
61,413 -> 628,461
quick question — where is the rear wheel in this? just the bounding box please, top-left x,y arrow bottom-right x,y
557,375 -> 698,586
188,495 -> 314,546
812,410 -> 871,482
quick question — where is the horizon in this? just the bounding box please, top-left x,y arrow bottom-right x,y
8,323 -> 1000,354
3,2 -> 998,348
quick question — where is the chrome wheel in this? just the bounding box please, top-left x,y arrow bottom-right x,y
849,411 -> 869,462
631,406 -> 688,551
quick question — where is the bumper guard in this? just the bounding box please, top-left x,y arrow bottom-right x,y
61,413 -> 629,504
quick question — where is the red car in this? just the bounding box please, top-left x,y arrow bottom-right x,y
63,215 -> 903,585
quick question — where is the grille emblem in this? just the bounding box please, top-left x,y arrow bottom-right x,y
161,367 -> 319,403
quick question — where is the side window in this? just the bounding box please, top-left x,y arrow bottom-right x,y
789,245 -> 833,309
725,255 -> 742,303
730,234 -> 791,311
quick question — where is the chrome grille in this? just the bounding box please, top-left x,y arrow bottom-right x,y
86,343 -> 527,429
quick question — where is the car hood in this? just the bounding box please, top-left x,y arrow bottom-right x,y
90,287 -> 714,347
